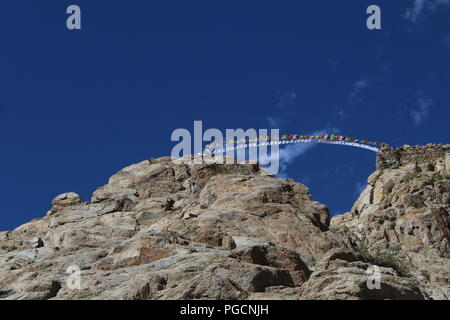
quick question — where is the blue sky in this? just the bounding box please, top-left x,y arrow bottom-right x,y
1,1 -> 449,230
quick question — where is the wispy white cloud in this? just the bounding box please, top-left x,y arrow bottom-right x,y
403,0 -> 426,22
259,127 -> 341,177
348,67 -> 390,103
275,143 -> 316,177
267,116 -> 283,128
266,91 -> 297,129
410,96 -> 432,125
340,65 -> 390,120
347,77 -> 370,103
403,0 -> 450,22
277,91 -> 296,111
353,78 -> 369,92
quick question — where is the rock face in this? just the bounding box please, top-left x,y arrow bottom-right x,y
331,144 -> 450,299
0,146 -> 449,300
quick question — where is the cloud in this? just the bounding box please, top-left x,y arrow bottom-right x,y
267,116 -> 283,128
353,78 -> 369,92
266,91 -> 297,128
340,66 -> 390,120
347,77 -> 370,103
410,96 -> 432,125
258,143 -> 315,178
403,0 -> 450,22
259,127 -> 341,177
278,143 -> 315,169
403,0 -> 426,22
277,91 -> 296,111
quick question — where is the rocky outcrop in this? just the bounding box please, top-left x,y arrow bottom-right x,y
299,248 -> 427,300
331,144 -> 450,299
0,146 -> 449,300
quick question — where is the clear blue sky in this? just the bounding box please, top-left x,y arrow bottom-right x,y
1,1 -> 449,230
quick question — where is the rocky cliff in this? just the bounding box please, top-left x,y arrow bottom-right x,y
0,145 -> 449,300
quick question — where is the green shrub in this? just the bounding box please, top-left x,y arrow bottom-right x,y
386,244 -> 405,264
433,174 -> 450,181
401,173 -> 419,183
355,244 -> 409,276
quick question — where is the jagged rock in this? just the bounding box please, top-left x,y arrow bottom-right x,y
331,144 -> 450,299
229,245 -> 311,286
47,192 -> 84,215
0,145 -> 448,300
178,258 -> 295,299
299,248 -> 427,300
